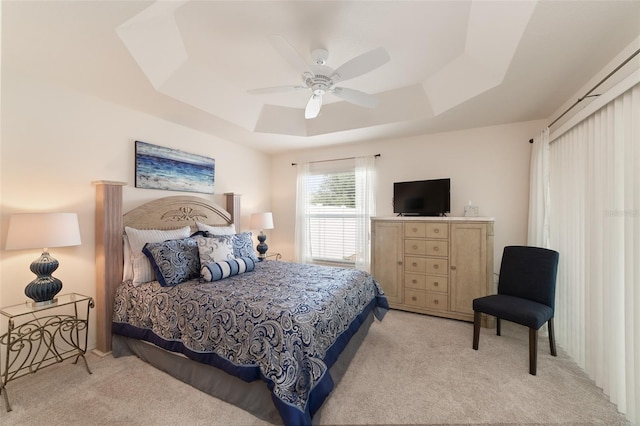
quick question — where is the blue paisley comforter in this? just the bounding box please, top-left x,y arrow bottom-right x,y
112,260 -> 388,425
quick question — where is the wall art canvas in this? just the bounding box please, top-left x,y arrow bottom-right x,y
135,140 -> 215,194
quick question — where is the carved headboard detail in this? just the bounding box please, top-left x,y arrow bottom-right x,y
123,195 -> 233,232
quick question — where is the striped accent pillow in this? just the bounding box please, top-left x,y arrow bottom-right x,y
201,257 -> 256,282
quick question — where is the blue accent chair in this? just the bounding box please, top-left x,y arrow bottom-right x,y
472,246 -> 559,375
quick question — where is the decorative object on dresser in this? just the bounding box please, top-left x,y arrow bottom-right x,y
472,246 -> 559,375
5,213 -> 81,305
135,140 -> 215,194
250,211 -> 274,259
371,216 -> 494,326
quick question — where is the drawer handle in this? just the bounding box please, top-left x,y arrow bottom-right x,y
412,296 -> 417,301
434,229 -> 440,233
412,227 -> 417,232
434,299 -> 439,305
434,264 -> 439,269
412,245 -> 418,250
412,279 -> 417,284
397,261 -> 403,266
412,262 -> 417,267
434,246 -> 439,251
434,281 -> 439,287
451,266 -> 457,270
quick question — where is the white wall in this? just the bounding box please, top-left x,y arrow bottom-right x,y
0,70 -> 271,346
270,119 -> 547,272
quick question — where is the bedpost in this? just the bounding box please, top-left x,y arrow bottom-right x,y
224,193 -> 241,232
93,180 -> 126,355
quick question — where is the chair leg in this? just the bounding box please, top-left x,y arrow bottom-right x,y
496,317 -> 501,336
473,311 -> 481,350
529,328 -> 538,375
548,318 -> 557,357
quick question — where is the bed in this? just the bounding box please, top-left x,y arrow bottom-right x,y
93,183 -> 388,425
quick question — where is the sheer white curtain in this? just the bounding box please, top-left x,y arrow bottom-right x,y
527,127 -> 551,248
548,82 -> 639,423
355,156 -> 376,272
294,162 -> 311,263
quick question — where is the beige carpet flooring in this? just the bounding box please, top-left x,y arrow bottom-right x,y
0,309 -> 628,425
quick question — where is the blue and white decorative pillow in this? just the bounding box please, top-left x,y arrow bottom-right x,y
195,235 -> 235,266
125,226 -> 192,285
231,232 -> 259,262
142,237 -> 200,287
201,257 -> 256,282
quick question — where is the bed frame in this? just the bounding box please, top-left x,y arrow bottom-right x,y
92,181 -> 374,424
93,181 -> 240,354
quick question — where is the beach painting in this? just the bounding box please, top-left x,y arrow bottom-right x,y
135,141 -> 215,194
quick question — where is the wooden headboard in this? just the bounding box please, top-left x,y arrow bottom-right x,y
93,181 -> 241,354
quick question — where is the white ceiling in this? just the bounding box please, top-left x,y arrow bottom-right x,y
3,1 -> 640,153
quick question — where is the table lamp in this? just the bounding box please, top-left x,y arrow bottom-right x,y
5,212 -> 81,305
250,212 -> 274,259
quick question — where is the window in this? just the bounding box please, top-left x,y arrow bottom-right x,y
295,156 -> 376,271
307,169 -> 356,264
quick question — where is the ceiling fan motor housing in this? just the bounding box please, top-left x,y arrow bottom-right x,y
305,64 -> 334,95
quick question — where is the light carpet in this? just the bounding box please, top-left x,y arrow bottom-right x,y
0,310 -> 628,425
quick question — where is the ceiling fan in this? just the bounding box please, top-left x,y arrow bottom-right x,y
248,35 -> 390,119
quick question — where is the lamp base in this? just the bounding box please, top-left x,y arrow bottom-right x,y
25,251 -> 63,304
30,298 -> 59,308
256,232 -> 268,258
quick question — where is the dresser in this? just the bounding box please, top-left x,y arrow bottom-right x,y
371,217 -> 495,325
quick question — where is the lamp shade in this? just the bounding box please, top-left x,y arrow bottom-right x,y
5,213 -> 81,250
250,212 -> 274,230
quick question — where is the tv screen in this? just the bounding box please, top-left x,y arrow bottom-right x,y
393,178 -> 451,216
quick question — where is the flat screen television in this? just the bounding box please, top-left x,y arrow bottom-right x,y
393,178 -> 451,216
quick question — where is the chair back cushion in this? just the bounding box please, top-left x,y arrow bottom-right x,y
498,246 -> 559,309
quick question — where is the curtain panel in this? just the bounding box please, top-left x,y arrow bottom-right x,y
355,156 -> 376,272
548,82 -> 639,423
295,162 -> 311,263
527,127 -> 551,248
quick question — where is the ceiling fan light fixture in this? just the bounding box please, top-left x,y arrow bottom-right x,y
305,94 -> 322,119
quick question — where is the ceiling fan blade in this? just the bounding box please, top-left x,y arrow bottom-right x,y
331,47 -> 390,83
269,35 -> 313,76
305,94 -> 323,119
332,87 -> 380,108
247,85 -> 307,95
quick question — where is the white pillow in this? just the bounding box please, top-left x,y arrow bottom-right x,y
196,221 -> 236,235
124,226 -> 191,285
195,235 -> 235,266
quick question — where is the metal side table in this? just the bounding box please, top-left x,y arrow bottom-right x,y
0,293 -> 94,411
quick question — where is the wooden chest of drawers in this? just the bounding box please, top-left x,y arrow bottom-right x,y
372,217 -> 494,325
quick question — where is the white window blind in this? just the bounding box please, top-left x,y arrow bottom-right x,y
306,168 -> 357,264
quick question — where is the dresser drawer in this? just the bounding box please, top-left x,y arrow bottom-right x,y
405,289 -> 426,307
405,290 -> 448,310
404,239 -> 426,255
404,222 -> 449,239
406,257 -> 448,274
405,256 -> 426,273
425,275 -> 448,293
405,223 -> 426,238
424,292 -> 448,310
425,258 -> 448,275
405,273 -> 426,290
426,223 -> 448,239
425,240 -> 448,257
